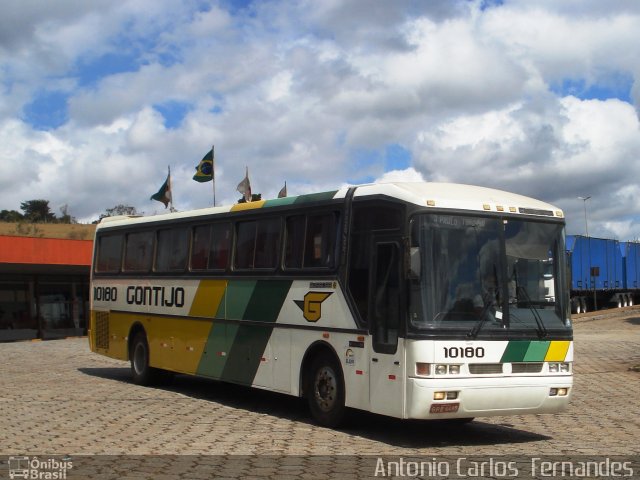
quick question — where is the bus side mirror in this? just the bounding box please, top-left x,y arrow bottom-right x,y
408,247 -> 421,280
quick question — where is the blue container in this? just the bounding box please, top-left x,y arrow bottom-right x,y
566,235 -> 622,291
621,242 -> 640,290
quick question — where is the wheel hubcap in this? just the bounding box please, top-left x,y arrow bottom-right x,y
314,366 -> 337,412
133,343 -> 146,374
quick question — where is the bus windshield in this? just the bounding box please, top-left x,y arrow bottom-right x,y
409,214 -> 571,338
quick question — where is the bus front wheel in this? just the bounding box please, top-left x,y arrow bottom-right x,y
307,352 -> 346,428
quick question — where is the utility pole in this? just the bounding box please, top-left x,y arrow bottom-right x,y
578,196 -> 595,310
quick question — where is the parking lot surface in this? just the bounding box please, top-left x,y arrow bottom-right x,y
1,309 -> 639,478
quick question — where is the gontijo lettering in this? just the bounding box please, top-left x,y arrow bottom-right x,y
93,285 -> 185,307
126,286 -> 185,307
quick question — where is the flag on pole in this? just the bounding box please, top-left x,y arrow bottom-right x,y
237,167 -> 252,202
151,167 -> 172,208
193,148 -> 214,182
278,181 -> 287,198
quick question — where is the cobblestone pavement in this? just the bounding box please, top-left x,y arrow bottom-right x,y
1,309 -> 639,478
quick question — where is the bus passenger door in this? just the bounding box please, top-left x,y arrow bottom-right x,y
368,238 -> 405,418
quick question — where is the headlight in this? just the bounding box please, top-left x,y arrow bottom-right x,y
549,362 -> 571,373
421,364 -> 462,376
435,364 -> 448,375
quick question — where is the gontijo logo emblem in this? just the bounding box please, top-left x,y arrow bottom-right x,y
294,292 -> 333,322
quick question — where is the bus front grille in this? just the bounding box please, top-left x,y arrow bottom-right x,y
511,362 -> 544,373
95,311 -> 110,350
469,363 -> 503,374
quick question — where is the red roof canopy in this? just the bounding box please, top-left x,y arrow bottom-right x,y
0,235 -> 93,266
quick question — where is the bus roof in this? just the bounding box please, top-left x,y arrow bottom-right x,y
350,182 -> 563,218
96,182 -> 563,230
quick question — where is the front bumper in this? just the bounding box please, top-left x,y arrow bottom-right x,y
406,375 -> 573,419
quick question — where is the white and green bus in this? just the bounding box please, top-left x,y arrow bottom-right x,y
89,182 -> 573,427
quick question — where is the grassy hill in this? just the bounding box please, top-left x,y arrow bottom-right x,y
0,222 -> 96,240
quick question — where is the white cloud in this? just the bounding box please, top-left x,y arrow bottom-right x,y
375,168 -> 425,184
483,4 -> 640,109
411,94 -> 640,237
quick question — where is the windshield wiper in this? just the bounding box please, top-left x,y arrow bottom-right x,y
467,292 -> 496,339
516,286 -> 547,338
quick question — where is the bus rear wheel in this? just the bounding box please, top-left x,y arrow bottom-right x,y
307,352 -> 346,428
130,332 -> 163,385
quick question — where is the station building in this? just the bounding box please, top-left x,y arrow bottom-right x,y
0,225 -> 94,341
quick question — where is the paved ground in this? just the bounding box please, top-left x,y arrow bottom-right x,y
1,309 -> 639,478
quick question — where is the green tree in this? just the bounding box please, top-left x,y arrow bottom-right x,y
95,204 -> 139,223
58,204 -> 77,224
20,199 -> 56,223
0,209 -> 24,222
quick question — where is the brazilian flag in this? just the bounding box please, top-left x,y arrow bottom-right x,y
193,149 -> 214,182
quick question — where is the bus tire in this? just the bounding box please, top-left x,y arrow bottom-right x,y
130,331 -> 160,386
306,352 -> 346,428
572,298 -> 581,314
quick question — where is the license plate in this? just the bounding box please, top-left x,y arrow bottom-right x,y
430,403 -> 460,414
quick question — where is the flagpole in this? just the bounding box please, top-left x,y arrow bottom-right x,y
212,145 -> 216,207
168,165 -> 172,210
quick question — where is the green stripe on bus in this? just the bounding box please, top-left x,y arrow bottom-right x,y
196,322 -> 239,378
221,322 -> 273,385
223,280 -> 257,319
263,197 -> 298,208
262,191 -> 338,208
243,280 -> 293,322
205,279 -> 292,385
500,341 -> 530,362
523,341 -> 551,362
293,191 -> 338,204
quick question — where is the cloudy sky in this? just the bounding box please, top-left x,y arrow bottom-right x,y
1,0 -> 639,238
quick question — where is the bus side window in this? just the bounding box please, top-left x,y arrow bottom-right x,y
191,225 -> 211,270
284,215 -> 305,269
95,234 -> 123,273
235,218 -> 280,270
372,241 -> 400,353
305,213 -> 336,268
155,227 -> 189,272
235,221 -> 257,269
208,222 -> 231,270
254,218 -> 280,268
123,231 -> 154,272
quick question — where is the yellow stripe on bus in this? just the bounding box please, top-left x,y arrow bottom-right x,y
105,312 -> 213,375
189,280 -> 228,318
544,340 -> 571,362
230,200 -> 266,212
